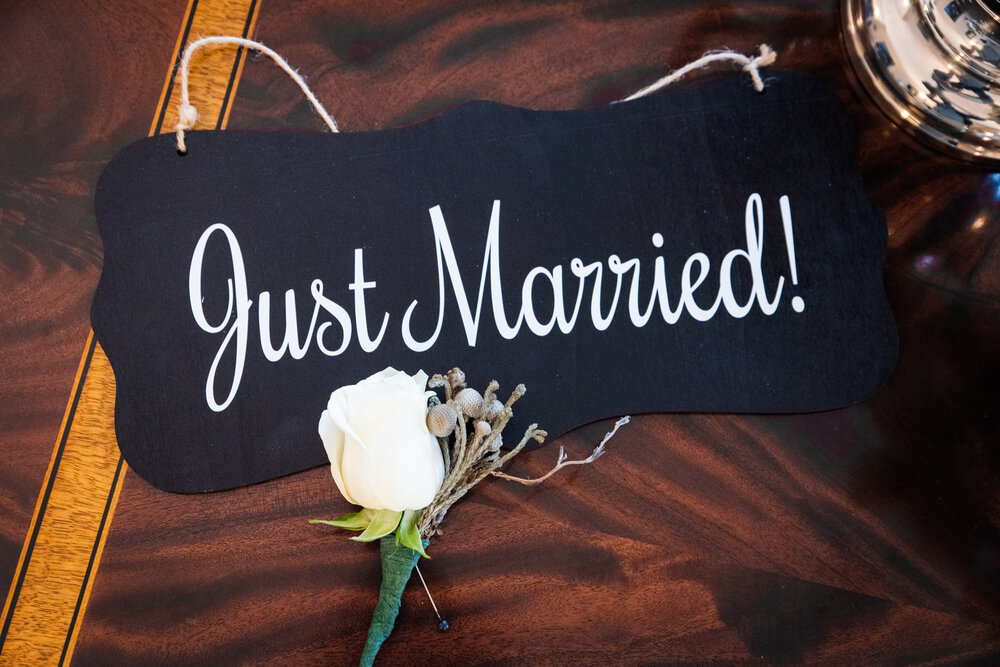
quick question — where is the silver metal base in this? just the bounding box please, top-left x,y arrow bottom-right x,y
842,0 -> 1000,164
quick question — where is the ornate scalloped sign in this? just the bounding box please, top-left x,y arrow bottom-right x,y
92,70 -> 897,492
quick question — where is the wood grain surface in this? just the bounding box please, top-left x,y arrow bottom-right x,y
3,0 -> 1000,665
0,0 -> 187,650
1,0 -> 262,661
0,334 -> 125,664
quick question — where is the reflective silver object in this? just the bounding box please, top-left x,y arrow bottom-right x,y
842,0 -> 1000,163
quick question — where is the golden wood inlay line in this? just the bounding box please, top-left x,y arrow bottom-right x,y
0,0 -> 260,663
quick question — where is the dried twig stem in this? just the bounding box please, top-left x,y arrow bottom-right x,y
418,375 -> 546,538
491,416 -> 630,485
417,368 -> 629,539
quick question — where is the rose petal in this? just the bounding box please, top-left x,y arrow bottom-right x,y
344,371 -> 407,447
412,369 -> 429,392
321,367 -> 445,512
328,386 -> 368,452
340,430 -> 385,509
318,409 -> 356,506
328,387 -> 386,508
365,397 -> 444,511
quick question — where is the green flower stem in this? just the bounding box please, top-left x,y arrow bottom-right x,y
360,535 -> 429,667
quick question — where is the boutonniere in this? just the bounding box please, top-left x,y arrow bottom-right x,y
311,366 -> 627,665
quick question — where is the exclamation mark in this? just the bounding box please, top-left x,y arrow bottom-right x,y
780,195 -> 805,313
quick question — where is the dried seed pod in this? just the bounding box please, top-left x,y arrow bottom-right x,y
447,367 -> 466,391
426,404 -> 458,438
454,387 -> 483,419
489,434 -> 503,452
474,420 -> 492,438
482,399 -> 504,422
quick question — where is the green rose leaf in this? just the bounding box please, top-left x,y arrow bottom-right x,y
351,509 -> 403,542
395,509 -> 428,558
309,507 -> 377,531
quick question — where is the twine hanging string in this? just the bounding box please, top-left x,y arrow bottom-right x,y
175,36 -> 339,153
174,39 -> 776,153
621,44 -> 776,101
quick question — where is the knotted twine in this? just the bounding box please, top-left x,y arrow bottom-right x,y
174,36 -> 776,153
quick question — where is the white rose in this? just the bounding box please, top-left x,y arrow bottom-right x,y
319,367 -> 445,512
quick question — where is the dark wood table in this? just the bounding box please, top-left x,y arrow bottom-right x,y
2,1 -> 998,664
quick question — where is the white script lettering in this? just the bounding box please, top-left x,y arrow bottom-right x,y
189,194 -> 799,410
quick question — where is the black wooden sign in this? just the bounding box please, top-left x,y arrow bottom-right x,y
92,70 -> 897,492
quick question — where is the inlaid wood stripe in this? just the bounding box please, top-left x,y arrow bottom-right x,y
0,0 -> 260,663
0,335 -> 97,651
